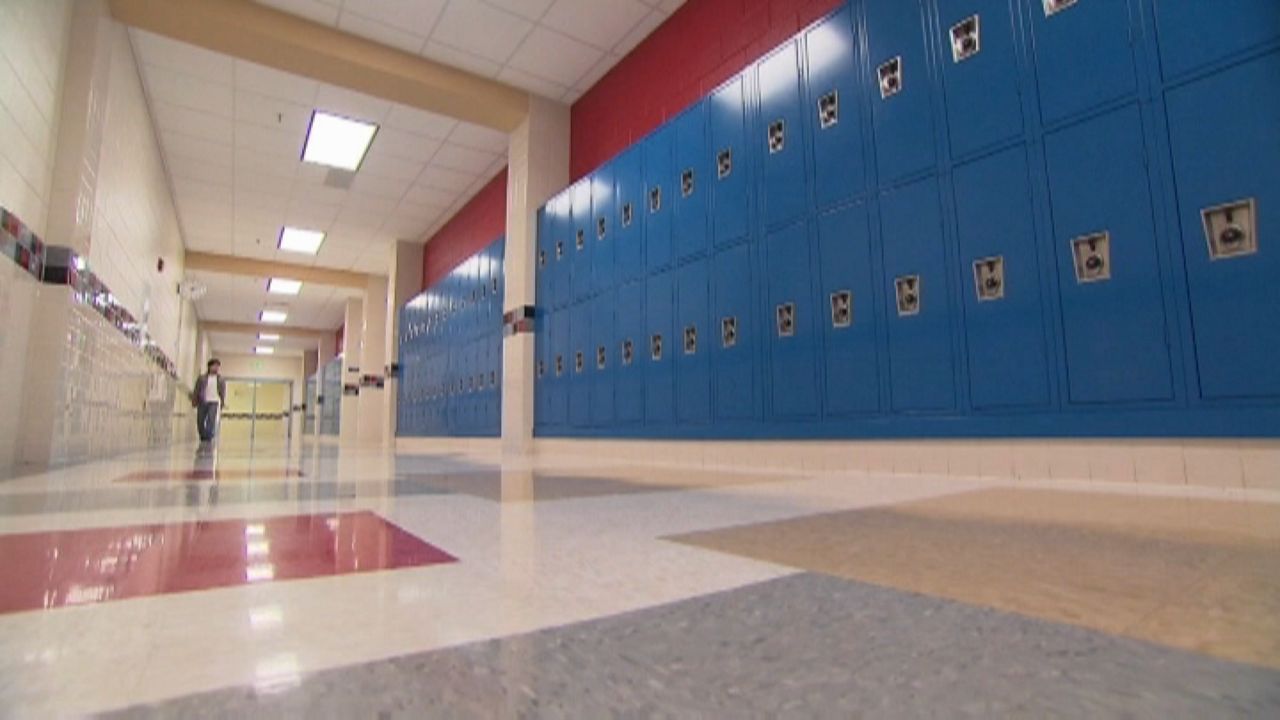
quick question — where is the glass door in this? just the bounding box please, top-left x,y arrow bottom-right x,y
220,379 -> 293,443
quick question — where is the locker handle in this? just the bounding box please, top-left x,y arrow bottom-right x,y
622,202 -> 634,228
649,187 -> 662,213
818,91 -> 839,129
768,120 -> 785,154
717,149 -> 732,179
681,169 -> 695,198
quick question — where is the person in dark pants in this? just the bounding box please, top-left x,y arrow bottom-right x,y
191,358 -> 227,443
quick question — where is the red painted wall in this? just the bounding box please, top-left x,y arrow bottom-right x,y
570,0 -> 842,180
420,168 -> 508,288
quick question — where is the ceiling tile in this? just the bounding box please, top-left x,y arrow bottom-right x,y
416,164 -> 476,192
313,84 -> 391,123
236,122 -> 304,156
235,89 -> 313,136
573,51 -> 622,93
234,60 -> 320,105
139,65 -> 233,117
367,127 -> 440,164
402,183 -> 456,207
336,11 -> 426,54
429,2 -> 534,64
446,122 -> 508,153
358,152 -> 425,182
505,26 -> 603,87
164,133 -> 234,167
541,0 -> 651,51
382,104 -> 457,139
340,0 -> 447,37
419,40 -> 503,79
255,0 -> 341,25
613,8 -> 665,59
480,0 -> 555,21
131,31 -> 234,86
430,144 -> 498,175
497,66 -> 569,100
349,172 -> 408,200
151,101 -> 234,144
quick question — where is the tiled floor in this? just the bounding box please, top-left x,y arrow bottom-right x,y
0,437 -> 1277,717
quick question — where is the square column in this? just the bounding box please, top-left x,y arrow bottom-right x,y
357,274 -> 388,445
339,297 -> 363,442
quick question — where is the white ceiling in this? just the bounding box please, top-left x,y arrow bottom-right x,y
186,269 -> 359,346
255,0 -> 686,103
208,330 -> 315,358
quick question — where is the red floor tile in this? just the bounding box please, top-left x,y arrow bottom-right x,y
0,512 -> 455,614
114,468 -> 305,482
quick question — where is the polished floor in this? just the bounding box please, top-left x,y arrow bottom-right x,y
0,438 -> 1277,717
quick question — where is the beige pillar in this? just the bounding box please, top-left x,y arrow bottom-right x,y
502,96 -> 570,454
357,274 -> 389,445
339,297 -> 363,442
386,240 -> 425,441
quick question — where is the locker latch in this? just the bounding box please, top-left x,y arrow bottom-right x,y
492,277 -> 499,293
830,290 -> 852,328
768,120 -> 785,154
776,302 -> 796,337
895,275 -> 921,316
622,202 -> 634,228
575,351 -> 584,373
1071,232 -> 1111,283
597,217 -> 607,240
555,355 -> 564,376
683,325 -> 698,354
538,250 -> 546,268
717,149 -> 733,179
878,57 -> 902,99
681,169 -> 695,198
556,240 -> 564,260
973,256 -> 1005,301
649,187 -> 662,213
651,334 -> 663,360
1202,198 -> 1258,260
622,339 -> 634,366
537,360 -> 545,378
818,91 -> 839,129
489,371 -> 497,387
950,15 -> 980,63
576,229 -> 585,251
596,345 -> 606,370
1043,0 -> 1077,17
721,316 -> 738,348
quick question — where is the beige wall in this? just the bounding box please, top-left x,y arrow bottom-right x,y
0,0 -> 72,235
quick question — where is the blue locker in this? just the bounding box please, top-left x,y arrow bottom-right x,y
758,40 -> 808,229
764,221 -> 821,418
1154,0 -> 1280,80
614,145 -> 645,282
569,301 -> 592,427
865,0 -> 936,183
953,147 -> 1051,409
550,192 -> 570,309
879,176 -> 956,412
592,163 -> 616,294
592,291 -> 616,425
1166,52 -> 1280,399
711,243 -> 759,420
675,259 -> 712,424
936,0 -> 1023,158
805,6 -> 868,209
709,75 -> 751,246
535,309 -> 549,427
615,280 -> 645,424
672,102 -> 711,262
1044,106 -> 1173,404
816,202 -> 880,415
491,332 -> 502,433
549,310 -> 568,426
645,270 -> 676,423
570,179 -> 593,303
644,125 -> 675,273
1028,0 -> 1137,124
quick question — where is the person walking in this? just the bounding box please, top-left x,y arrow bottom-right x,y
192,358 -> 227,443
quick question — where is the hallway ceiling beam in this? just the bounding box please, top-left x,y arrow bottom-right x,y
202,321 -> 329,340
184,251 -> 375,291
108,0 -> 529,131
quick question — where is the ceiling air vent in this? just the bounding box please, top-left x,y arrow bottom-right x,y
324,168 -> 357,189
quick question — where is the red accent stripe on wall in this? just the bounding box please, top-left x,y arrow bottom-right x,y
420,168 -> 508,289
570,0 -> 842,180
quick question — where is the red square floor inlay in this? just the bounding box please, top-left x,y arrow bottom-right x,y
0,512 -> 456,615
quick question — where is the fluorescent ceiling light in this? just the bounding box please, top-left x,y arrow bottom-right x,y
259,309 -> 288,324
278,227 -> 325,255
254,346 -> 275,355
268,278 -> 302,295
258,333 -> 280,341
302,111 -> 378,171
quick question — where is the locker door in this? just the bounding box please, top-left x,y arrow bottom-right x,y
551,192 -> 570,309
865,0 -> 936,183
816,202 -> 880,415
758,40 -> 808,229
645,270 -> 676,424
644,125 -> 675,273
1044,106 -> 1173,404
764,221 -> 821,417
491,332 -> 502,434
550,311 -> 568,426
535,309 -> 549,428
1154,0 -> 1280,80
675,258 -> 712,424
591,290 -> 615,426
592,163 -> 616,294
536,206 -> 551,308
879,176 -> 956,412
937,0 -> 1024,158
672,101 -> 710,262
954,147 -> 1051,409
709,75 -> 751,247
571,179 -> 593,303
1028,0 -> 1138,124
569,302 -> 592,427
1166,53 -> 1280,399
711,243 -> 759,421
615,280 -> 645,424
614,145 -> 645,282
805,6 -> 868,209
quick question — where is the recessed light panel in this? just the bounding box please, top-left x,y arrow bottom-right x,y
254,346 -> 275,355
302,111 -> 378,171
258,333 -> 280,341
268,278 -> 302,295
278,227 -> 325,255
260,309 -> 288,324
